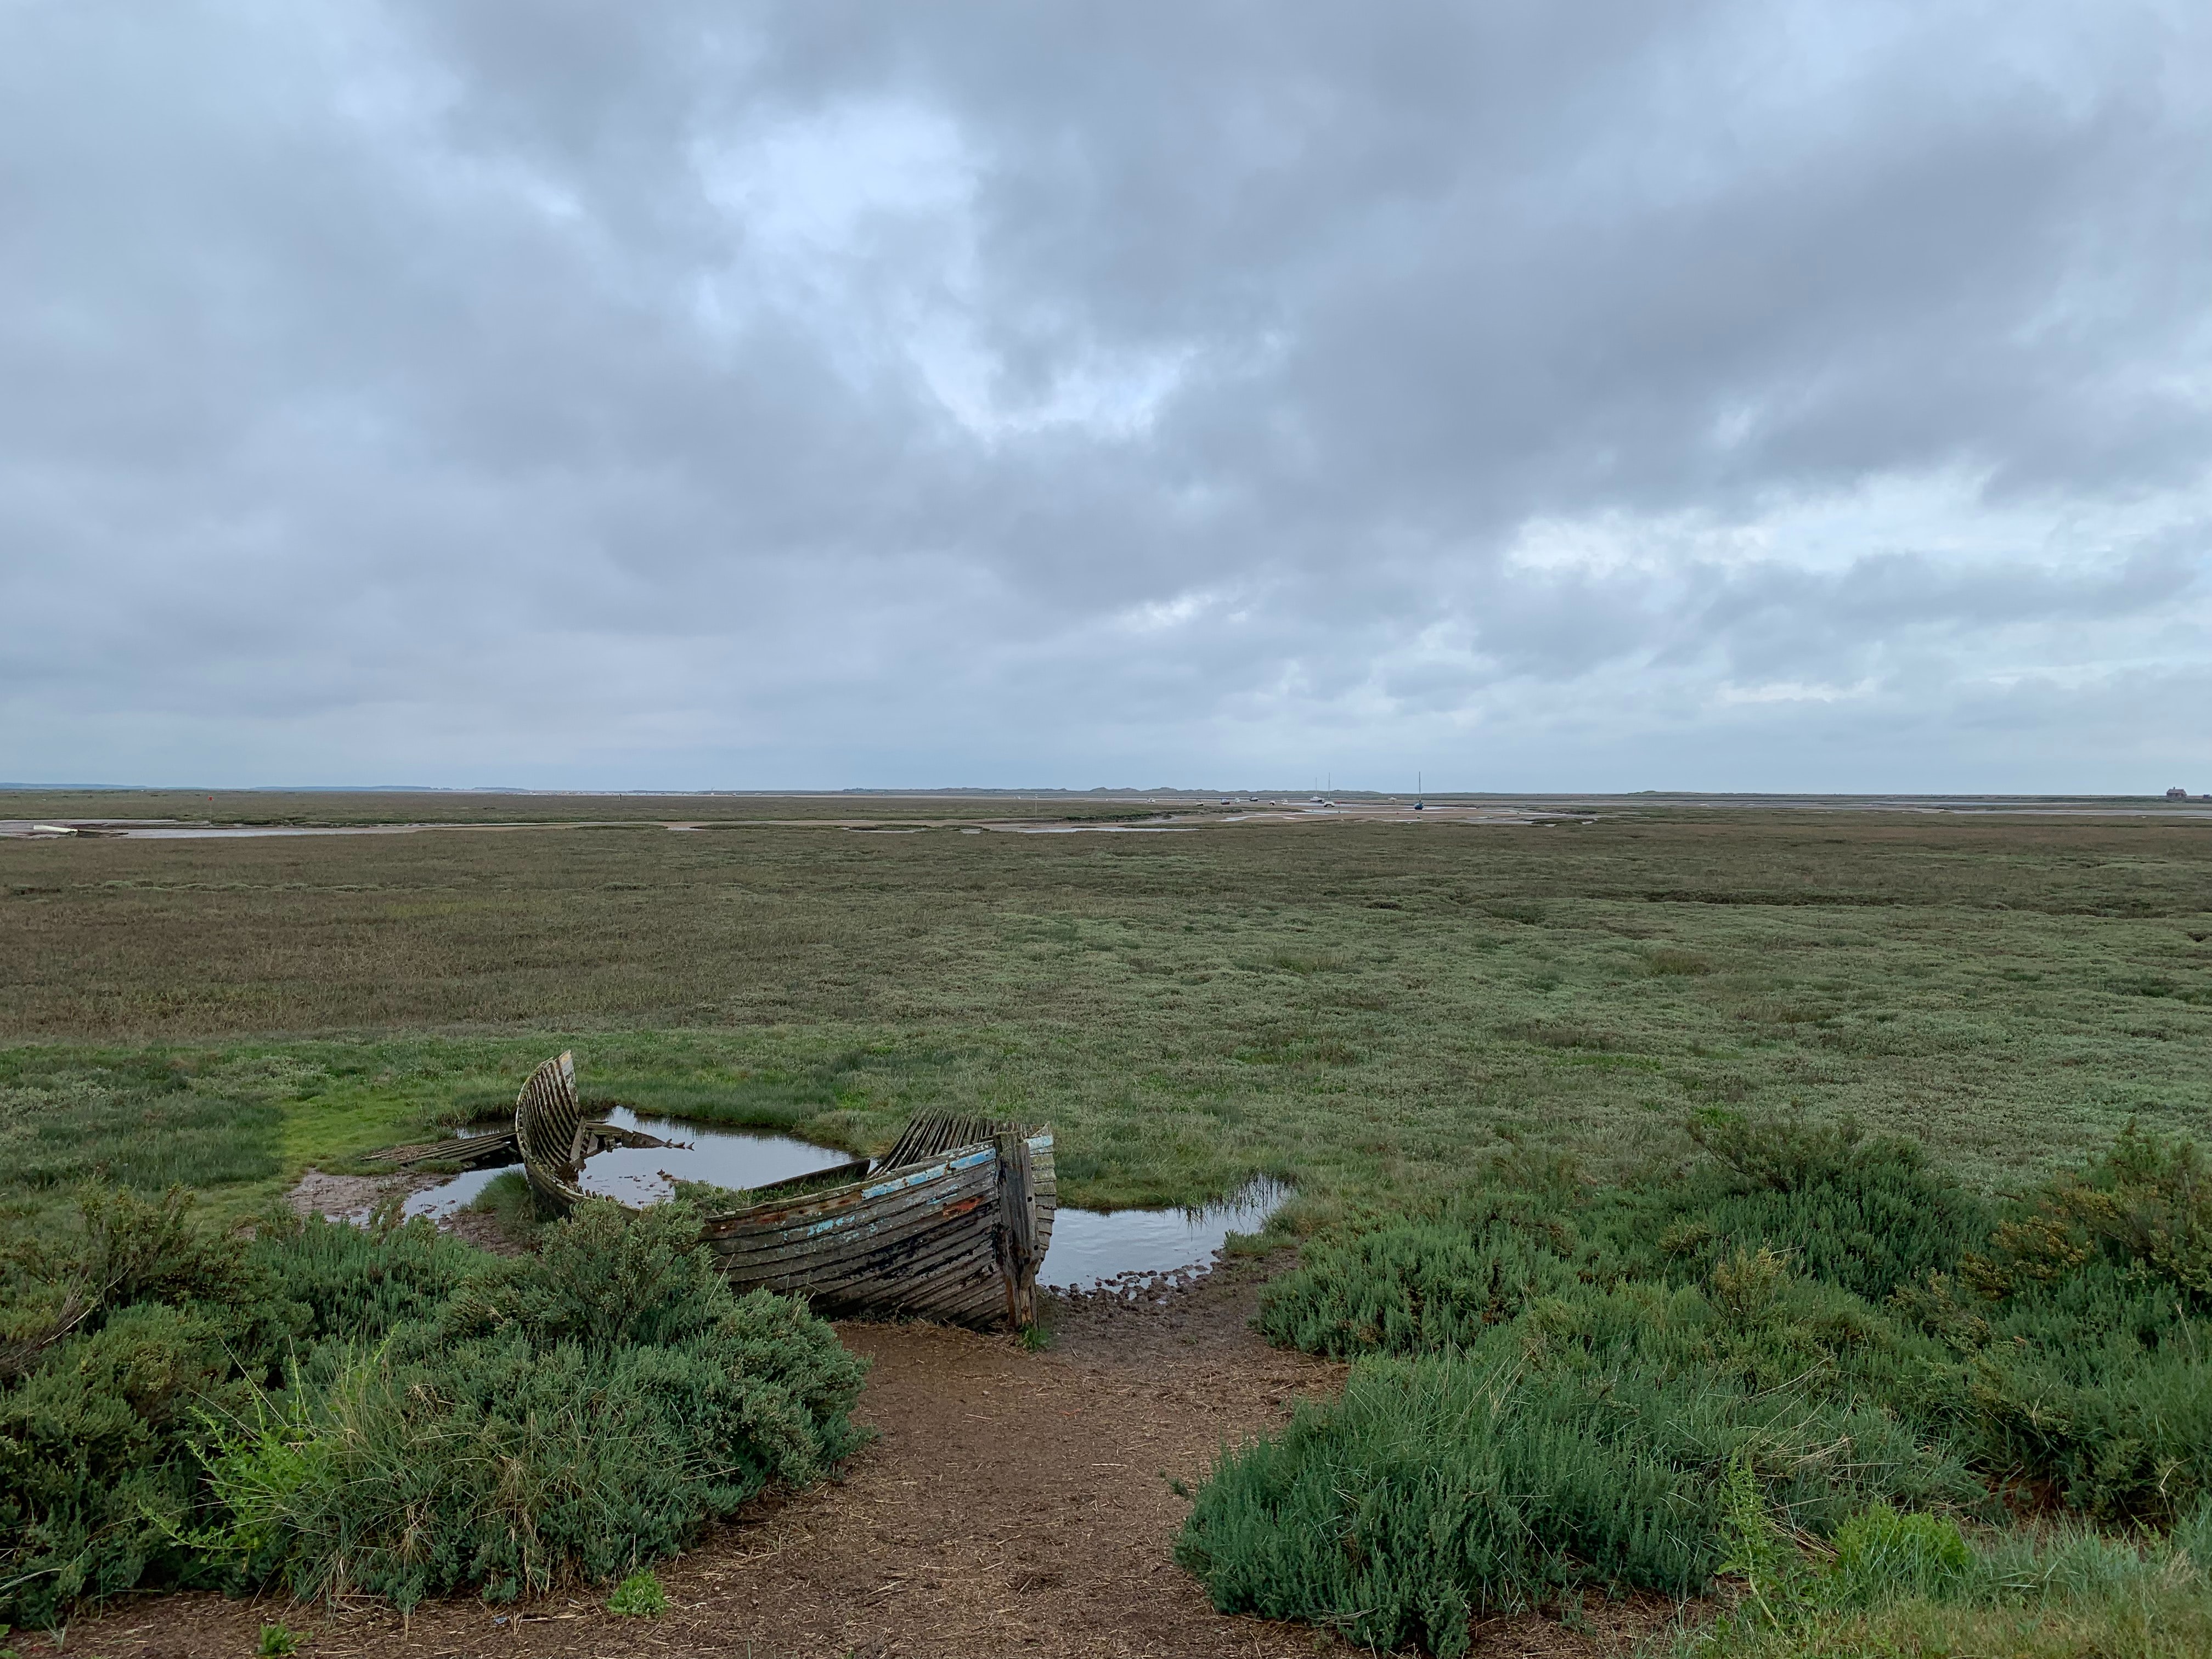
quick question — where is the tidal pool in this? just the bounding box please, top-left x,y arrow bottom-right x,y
1040,1177 -> 1290,1292
400,1115 -> 1289,1288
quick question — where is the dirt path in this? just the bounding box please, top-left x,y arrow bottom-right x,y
63,1268 -> 1662,1658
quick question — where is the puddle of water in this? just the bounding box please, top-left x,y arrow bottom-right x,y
574,1107 -> 854,1204
121,825 -> 428,838
0,821 -> 407,840
1043,1178 -> 1291,1293
403,1165 -> 510,1220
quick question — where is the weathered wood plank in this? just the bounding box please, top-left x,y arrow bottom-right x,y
722,1204 -> 1002,1289
996,1130 -> 1038,1328
362,1130 -> 518,1171
717,1197 -> 998,1284
700,1154 -> 997,1259
515,1051 -> 584,1183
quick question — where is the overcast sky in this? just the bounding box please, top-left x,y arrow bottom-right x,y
2,2 -> 2207,792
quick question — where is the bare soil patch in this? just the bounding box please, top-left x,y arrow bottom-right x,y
281,1168 -> 388,1220
60,1263 -> 1669,1658
285,1169 -> 528,1255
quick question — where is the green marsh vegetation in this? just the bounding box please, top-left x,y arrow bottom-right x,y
4,797 -> 2210,1642
3,802 -> 2207,1211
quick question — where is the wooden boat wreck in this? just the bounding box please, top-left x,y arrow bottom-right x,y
512,1052 -> 1054,1329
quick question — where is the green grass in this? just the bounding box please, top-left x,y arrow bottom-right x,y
607,1568 -> 669,1617
1679,1508 -> 2212,1658
461,1170 -> 539,1243
3,804 -> 2208,1214
0,1050 -> 283,1218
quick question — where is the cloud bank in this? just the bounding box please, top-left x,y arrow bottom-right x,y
2,1 -> 2207,789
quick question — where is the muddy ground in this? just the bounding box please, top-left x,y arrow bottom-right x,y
60,1264 -> 1677,1659
285,1165 -> 522,1254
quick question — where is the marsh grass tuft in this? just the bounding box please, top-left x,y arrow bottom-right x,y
607,1568 -> 669,1617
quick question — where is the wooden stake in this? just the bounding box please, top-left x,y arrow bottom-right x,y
995,1131 -> 1039,1329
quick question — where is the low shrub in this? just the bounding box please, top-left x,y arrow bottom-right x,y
1190,1118 -> 2212,1654
247,1210 -> 477,1346
1616,1115 -> 1989,1302
1955,1311 -> 2212,1524
1689,1112 -> 1870,1192
1893,1127 -> 2212,1523
0,1186 -> 277,1621
0,1189 -> 865,1626
195,1201 -> 868,1609
1965,1122 -> 2212,1306
1181,1354 -> 1717,1654
1255,1202 -> 1578,1356
0,1300 -> 245,1619
1186,1262 -> 1982,1655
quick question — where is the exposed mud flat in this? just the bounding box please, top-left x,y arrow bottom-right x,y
286,1164 -> 525,1255
62,1261 -> 1671,1658
283,1167 -> 391,1220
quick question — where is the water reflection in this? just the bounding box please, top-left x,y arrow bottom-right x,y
574,1107 -> 853,1204
1041,1178 -> 1291,1292
403,1165 -> 506,1220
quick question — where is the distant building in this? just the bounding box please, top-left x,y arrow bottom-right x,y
2169,787 -> 2191,800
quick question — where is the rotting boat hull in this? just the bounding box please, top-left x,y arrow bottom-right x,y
511,1052 -> 1053,1329
699,1131 -> 1056,1327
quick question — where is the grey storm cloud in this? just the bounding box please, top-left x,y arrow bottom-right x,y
1,0 -> 2207,789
